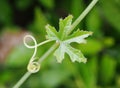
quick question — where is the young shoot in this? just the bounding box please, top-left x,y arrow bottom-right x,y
13,0 -> 98,88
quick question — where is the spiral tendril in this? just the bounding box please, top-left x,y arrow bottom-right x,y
23,35 -> 52,73
27,62 -> 40,73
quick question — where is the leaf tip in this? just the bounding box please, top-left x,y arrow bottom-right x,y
72,58 -> 87,63
82,58 -> 87,63
57,60 -> 62,63
69,14 -> 73,17
89,31 -> 93,35
45,24 -> 50,29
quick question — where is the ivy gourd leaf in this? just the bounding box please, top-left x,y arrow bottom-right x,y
58,15 -> 73,40
54,43 -> 65,63
46,15 -> 73,40
46,15 -> 92,63
46,24 -> 58,40
64,29 -> 92,44
54,43 -> 87,63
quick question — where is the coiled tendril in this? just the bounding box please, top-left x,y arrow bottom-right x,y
27,59 -> 40,73
23,35 -> 52,73
24,35 -> 40,73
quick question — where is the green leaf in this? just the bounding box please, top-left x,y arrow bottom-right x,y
46,15 -> 92,63
64,29 -> 92,44
58,15 -> 73,40
46,24 -> 58,40
65,44 -> 87,63
54,43 -> 65,63
54,43 -> 87,63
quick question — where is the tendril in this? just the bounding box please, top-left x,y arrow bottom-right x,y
23,35 -> 52,73
27,59 -> 40,73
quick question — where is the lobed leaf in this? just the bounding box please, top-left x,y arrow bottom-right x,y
54,43 -> 87,63
54,43 -> 65,63
65,44 -> 87,63
58,15 -> 73,40
46,24 -> 58,40
64,29 -> 93,44
46,15 -> 92,63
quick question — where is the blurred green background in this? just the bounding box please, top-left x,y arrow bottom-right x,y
0,0 -> 120,88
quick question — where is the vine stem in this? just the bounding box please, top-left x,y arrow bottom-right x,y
13,72 -> 31,88
67,0 -> 98,35
13,0 -> 98,88
13,43 -> 59,88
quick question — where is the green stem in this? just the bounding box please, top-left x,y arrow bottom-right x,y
13,72 -> 31,88
38,43 -> 59,63
13,43 -> 59,88
67,0 -> 98,35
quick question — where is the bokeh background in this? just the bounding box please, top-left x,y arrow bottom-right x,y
0,0 -> 120,88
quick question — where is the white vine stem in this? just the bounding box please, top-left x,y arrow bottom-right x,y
67,0 -> 98,35
13,0 -> 98,88
13,72 -> 31,88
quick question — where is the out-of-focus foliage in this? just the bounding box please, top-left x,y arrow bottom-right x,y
15,0 -> 33,10
100,0 -> 120,32
0,0 -> 12,26
38,0 -> 55,9
0,0 -> 120,88
28,7 -> 48,39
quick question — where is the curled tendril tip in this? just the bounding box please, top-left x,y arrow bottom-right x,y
23,35 -> 52,73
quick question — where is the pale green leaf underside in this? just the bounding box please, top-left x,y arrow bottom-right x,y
54,43 -> 65,63
64,32 -> 92,44
65,44 -> 87,63
54,43 -> 87,63
46,15 -> 92,63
